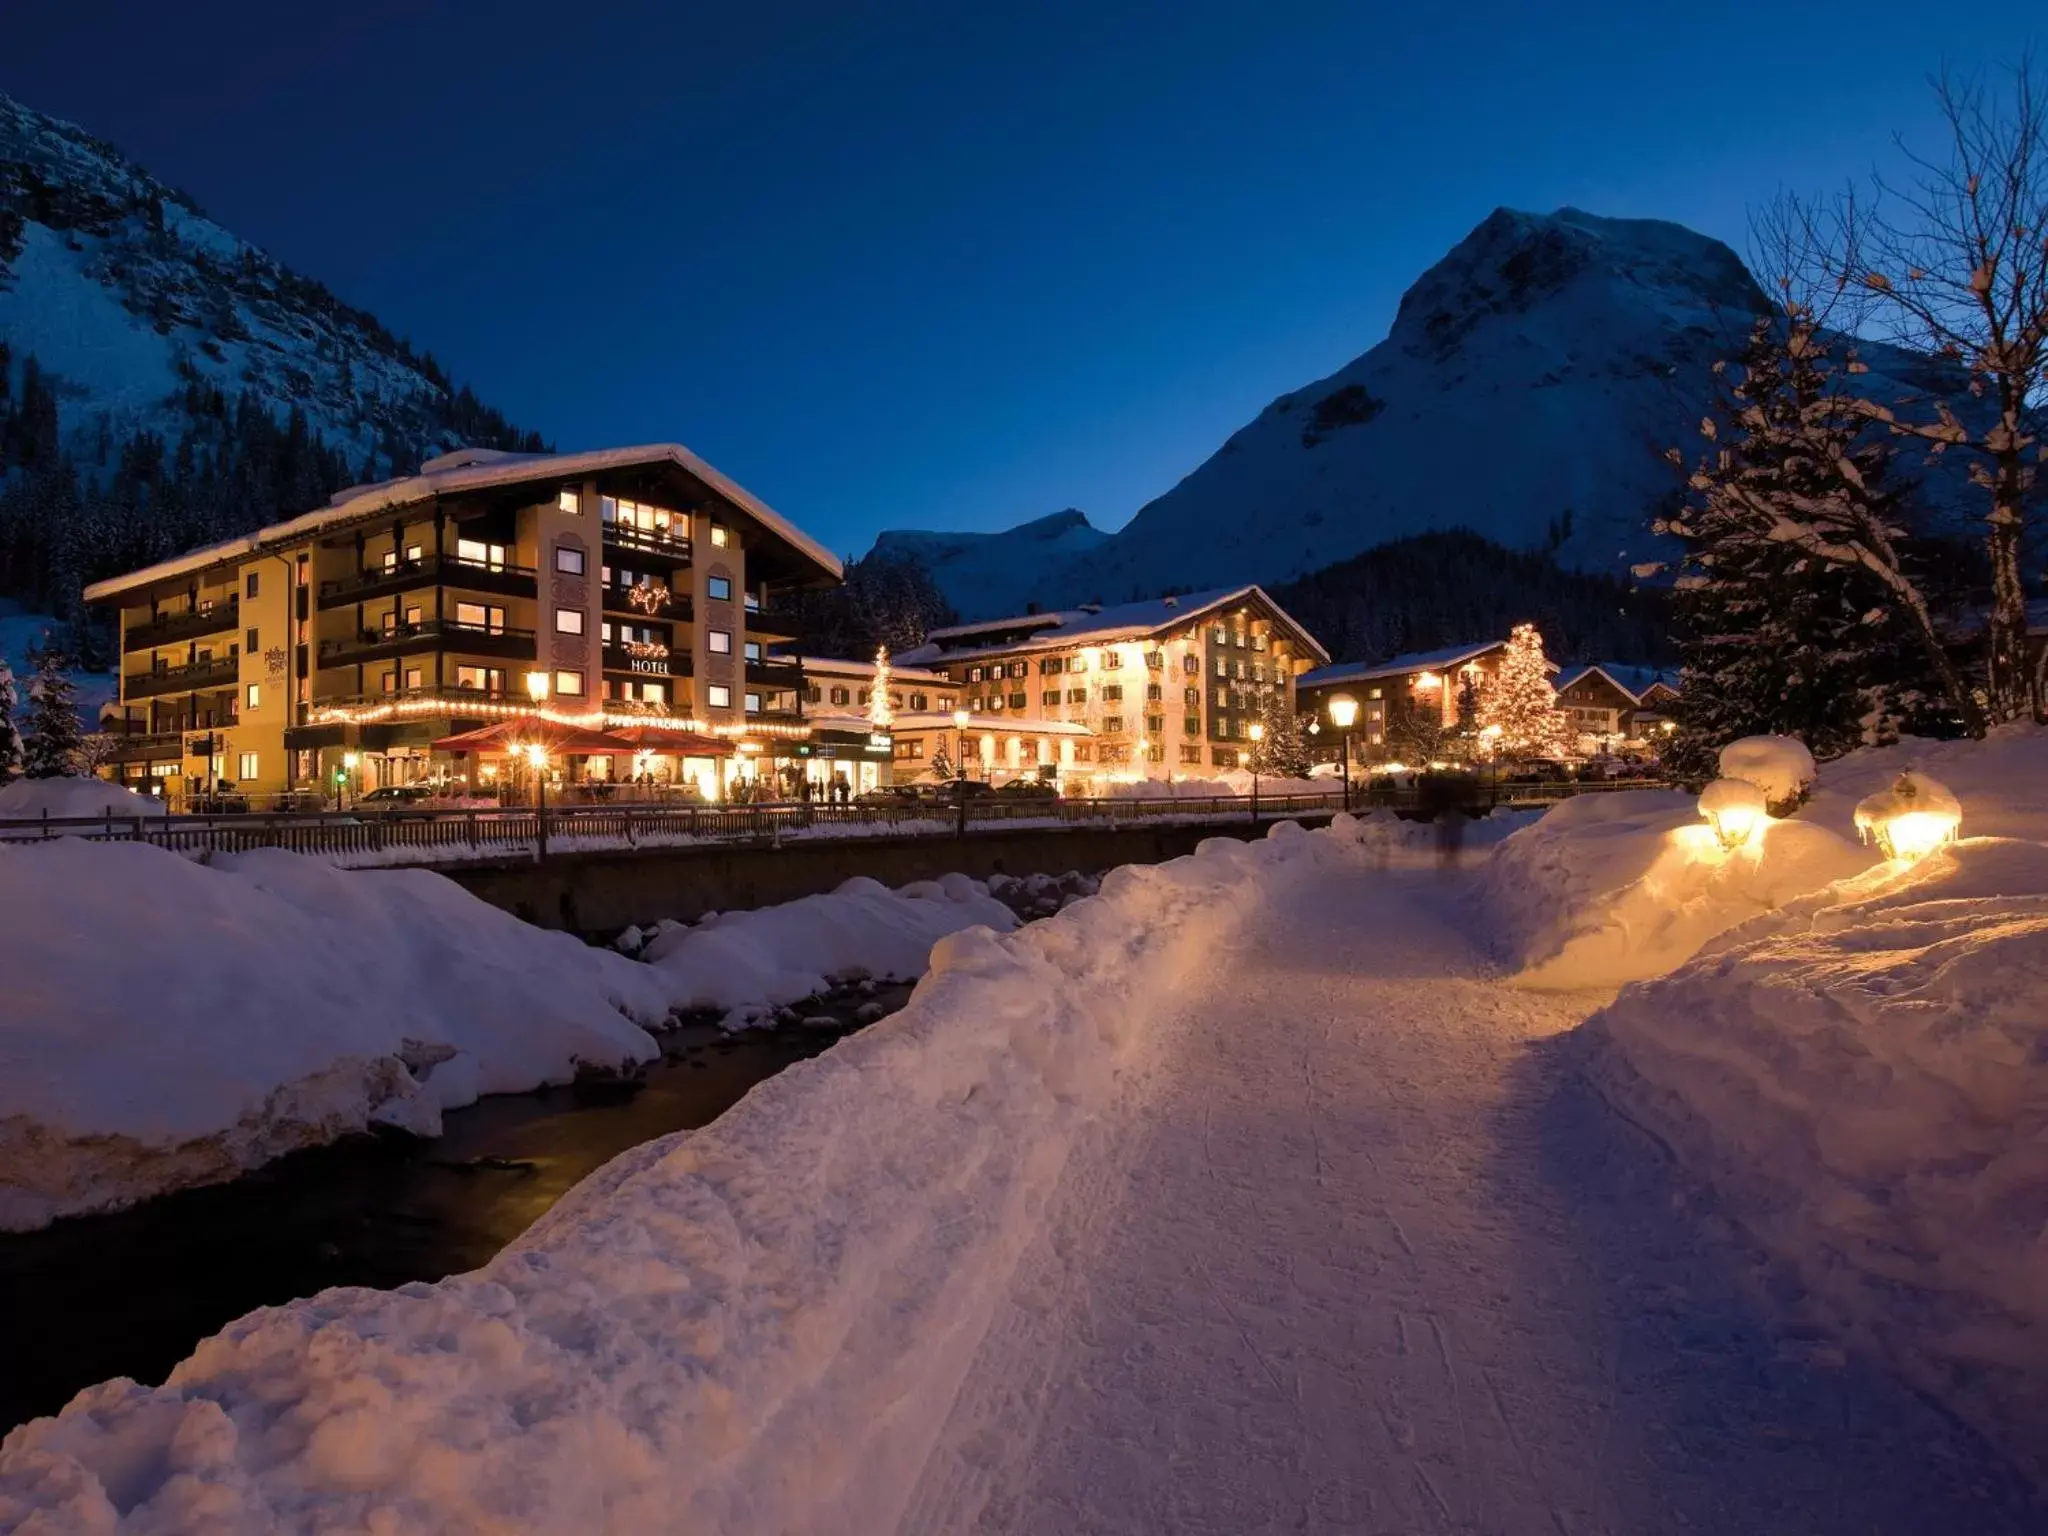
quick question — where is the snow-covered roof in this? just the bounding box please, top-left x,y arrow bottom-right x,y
913,586 -> 1329,665
1553,662 -> 1680,704
890,712 -> 1094,736
83,443 -> 842,601
1298,640 -> 1510,689
797,655 -> 954,685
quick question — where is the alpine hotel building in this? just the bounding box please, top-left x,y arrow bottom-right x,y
85,445 -> 845,801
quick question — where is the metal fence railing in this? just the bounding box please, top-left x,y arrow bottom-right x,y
0,781 -> 1668,866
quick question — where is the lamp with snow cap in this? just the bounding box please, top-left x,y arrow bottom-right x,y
1698,777 -> 1768,851
1854,771 -> 1961,862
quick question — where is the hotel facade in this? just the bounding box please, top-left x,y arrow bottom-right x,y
897,586 -> 1329,786
84,445 -> 842,803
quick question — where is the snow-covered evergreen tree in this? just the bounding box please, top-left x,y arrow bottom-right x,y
1249,689 -> 1312,778
1662,314 -> 1973,777
1477,624 -> 1567,755
20,646 -> 84,778
0,659 -> 22,783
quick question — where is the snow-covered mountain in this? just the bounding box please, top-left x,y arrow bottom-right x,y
881,207 -> 1968,621
0,88 -> 539,472
868,509 -> 1110,620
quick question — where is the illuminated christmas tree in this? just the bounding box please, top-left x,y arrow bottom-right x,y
868,646 -> 895,729
1477,623 -> 1567,756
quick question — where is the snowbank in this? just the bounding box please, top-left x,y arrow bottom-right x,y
1098,771 -> 1325,799
1476,788 -> 1869,987
1797,723 -> 2048,846
0,776 -> 166,825
638,873 -> 1017,1026
1589,836 -> 2048,1477
0,822 -> 1350,1532
1718,734 -> 1816,811
0,840 -> 669,1231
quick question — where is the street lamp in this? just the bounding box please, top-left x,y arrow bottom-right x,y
1246,720 -> 1265,819
1327,695 -> 1358,813
522,741 -> 549,812
525,670 -> 550,706
339,749 -> 359,810
952,707 -> 971,783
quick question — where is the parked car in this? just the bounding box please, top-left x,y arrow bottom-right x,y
995,778 -> 1059,799
188,782 -> 250,815
358,785 -> 438,814
854,785 -> 932,808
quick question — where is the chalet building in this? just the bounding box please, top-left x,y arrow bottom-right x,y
1295,640 -> 1528,762
1555,664 -> 1681,750
897,586 -> 1329,785
795,654 -> 961,795
84,445 -> 841,803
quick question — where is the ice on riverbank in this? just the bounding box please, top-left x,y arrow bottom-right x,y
0,840 -> 669,1231
636,872 -> 1018,1026
0,843 -> 1036,1231
0,823 -> 1342,1533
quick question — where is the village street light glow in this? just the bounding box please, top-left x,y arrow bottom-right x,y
525,671 -> 549,704
1854,772 -> 1962,862
1698,777 -> 1768,851
1327,695 -> 1358,730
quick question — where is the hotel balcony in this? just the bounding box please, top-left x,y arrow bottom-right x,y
745,658 -> 804,692
123,655 -> 240,700
317,620 -> 537,668
600,522 -> 692,563
101,728 -> 188,763
601,582 -> 694,622
123,598 -> 239,653
316,555 -> 538,610
602,643 -> 694,677
744,598 -> 803,642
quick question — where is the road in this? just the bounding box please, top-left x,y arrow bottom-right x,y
897,854 -> 2038,1534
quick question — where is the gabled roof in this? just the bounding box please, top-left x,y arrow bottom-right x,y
909,585 -> 1329,666
797,654 -> 953,685
84,443 -> 841,600
1298,640 -> 1512,690
1554,662 -> 1681,704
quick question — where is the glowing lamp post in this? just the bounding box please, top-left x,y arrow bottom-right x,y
1247,720 -> 1265,819
952,708 -> 971,783
1327,694 -> 1358,813
338,750 -> 359,810
525,670 -> 550,707
1698,777 -> 1768,852
1854,772 -> 1961,862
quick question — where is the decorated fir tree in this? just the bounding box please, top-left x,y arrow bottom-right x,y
0,660 -> 22,784
1249,689 -> 1313,779
20,646 -> 84,779
868,646 -> 895,729
1477,623 -> 1567,755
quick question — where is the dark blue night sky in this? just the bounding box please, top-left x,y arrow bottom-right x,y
6,1 -> 2038,556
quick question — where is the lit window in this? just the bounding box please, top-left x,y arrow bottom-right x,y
708,684 -> 732,708
237,752 -> 258,781
456,602 -> 506,632
744,640 -> 761,661
708,630 -> 733,654
641,682 -> 666,705
456,539 -> 508,570
245,683 -> 261,708
555,545 -> 585,575
707,575 -> 732,602
554,607 -> 585,635
745,692 -> 762,714
711,524 -> 729,548
404,668 -> 422,690
554,669 -> 585,697
558,488 -> 581,514
455,665 -> 498,691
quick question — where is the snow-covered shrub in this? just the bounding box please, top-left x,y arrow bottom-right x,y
1718,734 -> 1817,814
0,776 -> 166,823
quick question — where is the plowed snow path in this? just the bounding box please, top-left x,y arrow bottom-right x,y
900,859 -> 2039,1534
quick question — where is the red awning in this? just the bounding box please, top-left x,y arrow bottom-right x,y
604,724 -> 735,756
431,718 -> 638,756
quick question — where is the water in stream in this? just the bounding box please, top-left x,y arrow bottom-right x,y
0,993 -> 906,1433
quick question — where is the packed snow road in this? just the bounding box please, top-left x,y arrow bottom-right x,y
898,856 -> 2039,1534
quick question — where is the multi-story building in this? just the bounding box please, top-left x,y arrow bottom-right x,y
1296,640 -> 1520,762
795,654 -> 962,795
84,444 -> 840,802
1555,664 -> 1681,751
898,586 -> 1328,784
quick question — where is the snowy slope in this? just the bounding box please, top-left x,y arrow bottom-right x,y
881,208 -> 1971,619
869,508 -> 1111,619
0,89 -> 534,469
